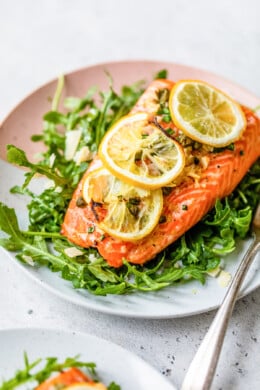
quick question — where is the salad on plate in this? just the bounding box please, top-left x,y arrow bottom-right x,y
0,68 -> 259,296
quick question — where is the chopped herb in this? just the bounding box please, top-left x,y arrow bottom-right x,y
157,106 -> 170,115
88,226 -> 95,233
121,198 -> 141,219
214,143 -> 235,153
127,197 -> 141,205
227,143 -> 235,151
134,151 -> 142,161
182,204 -> 188,210
162,187 -> 173,196
126,200 -> 140,218
165,128 -> 175,136
154,69 -> 168,80
162,114 -> 172,123
76,196 -> 87,207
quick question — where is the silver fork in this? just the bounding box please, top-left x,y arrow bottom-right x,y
181,203 -> 260,390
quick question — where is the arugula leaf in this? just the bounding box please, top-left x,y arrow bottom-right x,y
0,203 -> 26,251
7,145 -> 68,187
0,202 -> 80,273
64,87 -> 97,111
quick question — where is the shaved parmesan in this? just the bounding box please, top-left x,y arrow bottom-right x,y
65,129 -> 82,160
89,253 -> 98,263
74,146 -> 93,165
207,266 -> 221,278
64,247 -> 84,258
22,255 -> 35,266
217,270 -> 232,287
49,153 -> 56,168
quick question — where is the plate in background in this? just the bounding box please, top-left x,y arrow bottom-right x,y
0,328 -> 176,390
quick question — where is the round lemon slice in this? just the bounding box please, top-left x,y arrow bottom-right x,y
169,80 -> 246,147
82,167 -> 163,241
98,112 -> 185,189
64,382 -> 107,390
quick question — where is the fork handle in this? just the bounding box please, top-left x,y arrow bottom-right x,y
181,234 -> 260,390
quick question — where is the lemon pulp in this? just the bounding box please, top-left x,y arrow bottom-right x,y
98,112 -> 185,189
169,80 -> 246,147
82,167 -> 163,241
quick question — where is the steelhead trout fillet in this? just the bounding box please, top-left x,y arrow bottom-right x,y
61,79 -> 260,267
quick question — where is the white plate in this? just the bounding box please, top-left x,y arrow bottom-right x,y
0,61 -> 259,319
0,328 -> 175,390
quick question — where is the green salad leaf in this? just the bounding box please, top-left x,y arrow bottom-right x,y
0,73 -> 259,295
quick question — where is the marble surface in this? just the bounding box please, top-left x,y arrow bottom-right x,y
0,1 -> 260,389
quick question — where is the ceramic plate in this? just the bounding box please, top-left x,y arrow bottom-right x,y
0,60 -> 259,318
0,328 -> 176,389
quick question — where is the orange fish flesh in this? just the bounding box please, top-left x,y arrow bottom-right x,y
61,79 -> 260,267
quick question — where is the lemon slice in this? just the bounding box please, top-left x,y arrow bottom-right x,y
82,167 -> 163,241
169,80 -> 246,147
64,383 -> 107,390
98,112 -> 185,189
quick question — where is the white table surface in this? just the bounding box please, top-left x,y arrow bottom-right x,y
0,1 -> 260,389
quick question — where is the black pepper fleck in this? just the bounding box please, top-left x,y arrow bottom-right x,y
159,215 -> 167,223
194,156 -> 200,165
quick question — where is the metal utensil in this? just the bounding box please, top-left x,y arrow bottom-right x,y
181,203 -> 260,390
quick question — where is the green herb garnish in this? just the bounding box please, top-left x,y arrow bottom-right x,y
154,69 -> 168,79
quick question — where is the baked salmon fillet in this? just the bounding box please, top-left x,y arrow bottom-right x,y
61,79 -> 260,267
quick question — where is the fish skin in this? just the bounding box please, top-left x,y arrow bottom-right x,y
61,80 -> 260,267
